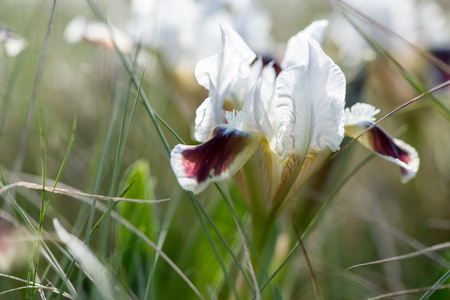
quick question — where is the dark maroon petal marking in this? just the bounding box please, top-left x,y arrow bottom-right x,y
181,126 -> 255,183
370,125 -> 410,165
430,48 -> 450,84
253,55 -> 282,76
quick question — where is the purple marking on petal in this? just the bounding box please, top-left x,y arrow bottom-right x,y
181,126 -> 255,183
370,125 -> 410,165
260,56 -> 282,76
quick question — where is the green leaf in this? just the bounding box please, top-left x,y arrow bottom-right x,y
116,159 -> 158,293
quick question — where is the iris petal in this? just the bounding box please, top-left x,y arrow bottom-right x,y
345,122 -> 420,183
171,125 -> 260,194
281,20 -> 329,69
276,40 -> 346,161
194,24 -> 257,142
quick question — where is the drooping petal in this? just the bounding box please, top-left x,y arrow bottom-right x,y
194,24 -> 257,142
345,121 -> 419,183
344,102 -> 420,182
170,125 -> 260,194
281,20 -> 329,69
275,40 -> 346,161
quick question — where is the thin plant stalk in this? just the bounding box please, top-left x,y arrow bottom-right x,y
291,198 -> 323,300
258,153 -> 375,294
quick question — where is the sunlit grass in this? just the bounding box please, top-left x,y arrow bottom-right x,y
1,0 -> 450,299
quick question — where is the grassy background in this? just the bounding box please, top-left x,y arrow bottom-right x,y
1,0 -> 450,299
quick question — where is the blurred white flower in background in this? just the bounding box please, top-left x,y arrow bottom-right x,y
328,0 -> 419,79
0,25 -> 28,57
328,0 -> 450,81
0,217 -> 31,272
64,16 -> 134,54
128,0 -> 273,72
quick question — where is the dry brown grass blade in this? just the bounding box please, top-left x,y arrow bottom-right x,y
0,181 -> 169,203
367,283 -> 450,300
347,242 -> 450,270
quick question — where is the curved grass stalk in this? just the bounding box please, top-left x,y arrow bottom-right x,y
348,242 -> 450,270
367,283 -> 450,300
0,286 -> 73,299
0,181 -> 169,204
0,179 -> 78,298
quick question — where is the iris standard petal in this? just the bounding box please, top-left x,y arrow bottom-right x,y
170,125 -> 260,194
281,20 -> 329,69
275,40 -> 346,161
242,80 -> 275,143
194,24 -> 257,142
194,80 -> 218,142
345,121 -> 420,183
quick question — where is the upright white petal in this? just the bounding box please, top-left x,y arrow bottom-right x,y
242,80 -> 275,144
281,20 -> 329,69
259,62 -> 277,127
194,80 -> 218,142
276,40 -> 346,161
194,24 -> 256,142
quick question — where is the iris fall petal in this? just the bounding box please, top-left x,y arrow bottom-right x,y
170,125 -> 260,194
345,103 -> 420,183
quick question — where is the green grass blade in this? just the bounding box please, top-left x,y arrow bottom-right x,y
187,192 -> 242,300
13,0 -> 58,174
84,86 -> 122,243
0,187 -> 78,297
420,269 -> 450,300
89,197 -> 205,299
